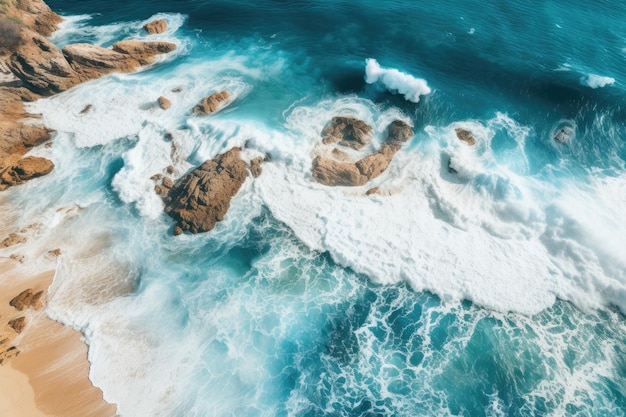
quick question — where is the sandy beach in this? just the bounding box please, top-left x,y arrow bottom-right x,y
0,259 -> 116,417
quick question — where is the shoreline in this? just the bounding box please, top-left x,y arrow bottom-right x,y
0,258 -> 117,417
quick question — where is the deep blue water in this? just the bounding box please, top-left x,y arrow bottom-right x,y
17,0 -> 626,416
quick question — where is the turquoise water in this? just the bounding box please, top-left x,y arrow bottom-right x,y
8,0 -> 626,415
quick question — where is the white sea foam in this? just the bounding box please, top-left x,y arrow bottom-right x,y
580,73 -> 615,88
364,59 -> 432,103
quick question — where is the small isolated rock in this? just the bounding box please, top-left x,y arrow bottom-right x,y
143,19 -> 167,35
331,148 -> 351,161
9,254 -> 24,263
45,142 -> 53,148
158,96 -> 171,110
173,226 -> 183,236
164,132 -> 173,141
0,346 -> 20,365
48,248 -> 61,257
8,317 -> 26,334
193,91 -> 230,115
79,104 -> 92,114
151,173 -> 163,181
9,289 -> 44,311
366,187 -> 380,196
172,87 -> 183,93
455,128 -> 476,146
249,157 -> 264,178
1,233 -> 26,248
166,165 -> 175,174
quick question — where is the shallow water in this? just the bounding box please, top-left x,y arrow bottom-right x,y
6,0 -> 626,415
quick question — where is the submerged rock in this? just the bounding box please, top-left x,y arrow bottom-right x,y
193,91 -> 230,115
321,116 -> 373,150
0,232 -> 27,248
455,128 -> 476,146
163,147 -> 248,234
143,19 -> 167,35
554,126 -> 574,143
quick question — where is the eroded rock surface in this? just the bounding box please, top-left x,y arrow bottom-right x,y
193,91 -> 230,115
163,148 -> 248,234
9,288 -> 44,311
312,119 -> 414,186
143,19 -> 167,35
321,116 -> 373,150
0,155 -> 54,190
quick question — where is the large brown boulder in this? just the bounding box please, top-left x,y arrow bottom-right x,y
193,91 -> 230,115
321,116 -> 373,150
163,147 -> 248,234
9,30 -> 80,95
387,120 -> 414,144
143,19 -> 167,35
0,155 -> 54,190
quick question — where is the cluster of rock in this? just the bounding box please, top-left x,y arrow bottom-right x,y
0,288 -> 44,365
156,148 -> 264,235
0,1 -> 176,191
312,117 -> 414,186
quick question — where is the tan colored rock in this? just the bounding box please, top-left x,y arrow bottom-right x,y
366,187 -> 380,196
6,0 -> 63,37
0,345 -> 19,365
312,119 -> 411,187
79,104 -> 92,114
193,91 -> 230,115
249,156 -> 263,178
163,147 -> 248,234
151,173 -> 163,181
48,248 -> 61,257
166,165 -> 174,174
322,116 -> 373,150
455,128 -> 476,146
0,232 -> 26,248
9,289 -> 34,311
143,19 -> 167,35
312,156 -> 366,187
111,40 -> 176,63
162,176 -> 174,189
9,30 -> 79,95
9,289 -> 43,311
158,96 -> 171,110
8,317 -> 26,334
0,155 -> 54,191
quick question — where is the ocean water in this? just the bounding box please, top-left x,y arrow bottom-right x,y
3,0 -> 626,415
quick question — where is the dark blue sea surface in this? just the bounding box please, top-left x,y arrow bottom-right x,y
17,0 -> 626,416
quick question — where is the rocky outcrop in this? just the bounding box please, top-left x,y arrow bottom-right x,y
9,288 -> 44,311
322,116 -> 373,150
163,148 -> 248,234
158,96 -> 171,109
193,91 -> 230,115
0,1 -> 176,191
143,19 -> 167,35
554,126 -> 573,143
455,128 -> 476,146
0,155 -> 54,190
312,119 -> 413,186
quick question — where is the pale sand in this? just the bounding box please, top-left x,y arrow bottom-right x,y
0,259 -> 117,417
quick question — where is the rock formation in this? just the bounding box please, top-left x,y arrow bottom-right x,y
143,19 -> 167,35
249,156 -> 264,178
322,116 -> 373,150
455,128 -> 476,146
312,119 -> 413,186
0,0 -> 177,191
158,96 -> 171,109
193,91 -> 230,115
163,148 -> 249,234
0,232 -> 27,248
9,288 -> 44,311
8,317 -> 26,333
